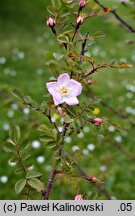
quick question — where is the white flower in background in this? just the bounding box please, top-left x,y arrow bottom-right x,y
37,156 -> 45,164
72,145 -> 79,152
0,176 -> 8,184
82,149 -> 89,155
77,132 -> 84,139
114,136 -> 122,143
87,144 -> 95,151
31,140 -> 41,149
108,125 -> 116,132
0,57 -> 6,64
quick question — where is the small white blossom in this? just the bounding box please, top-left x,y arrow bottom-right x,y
31,140 -> 41,149
37,156 -> 45,164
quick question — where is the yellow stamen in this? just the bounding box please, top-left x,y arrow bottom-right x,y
59,86 -> 70,96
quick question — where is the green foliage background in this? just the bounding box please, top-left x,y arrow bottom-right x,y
0,0 -> 135,199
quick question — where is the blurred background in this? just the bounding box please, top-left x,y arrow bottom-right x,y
0,0 -> 135,199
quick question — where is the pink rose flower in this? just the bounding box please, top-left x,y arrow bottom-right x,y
46,73 -> 82,106
47,17 -> 56,27
91,118 -> 103,126
79,0 -> 86,8
75,194 -> 83,200
76,16 -> 84,25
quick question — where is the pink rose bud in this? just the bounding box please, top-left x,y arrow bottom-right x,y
79,0 -> 86,8
76,16 -> 84,25
47,17 -> 56,27
75,194 -> 83,200
92,177 -> 98,183
92,118 -> 103,126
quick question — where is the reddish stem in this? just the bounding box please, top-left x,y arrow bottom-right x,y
43,170 -> 64,200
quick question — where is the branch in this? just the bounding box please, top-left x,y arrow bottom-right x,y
81,32 -> 89,56
93,0 -> 135,34
62,122 -> 69,142
43,170 -> 64,200
84,63 -> 110,78
101,100 -> 135,127
61,148 -> 111,199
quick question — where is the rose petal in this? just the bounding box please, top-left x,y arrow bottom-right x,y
63,96 -> 79,106
75,194 -> 83,200
46,82 -> 61,100
68,79 -> 82,97
53,96 -> 64,106
58,73 -> 70,86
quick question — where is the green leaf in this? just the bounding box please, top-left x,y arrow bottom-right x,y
47,143 -> 57,149
61,12 -> 70,18
20,142 -> 30,151
57,133 -> 62,144
3,142 -> 15,153
23,96 -> 32,104
64,115 -> 74,123
11,88 -> 23,99
93,31 -> 105,39
25,163 -> 33,169
9,125 -> 21,143
9,157 -> 19,163
15,168 -> 23,174
15,178 -> 26,194
50,129 -> 57,140
30,102 -> 38,109
22,154 -> 31,161
40,100 -> 47,111
38,124 -> 50,136
71,120 -> 81,134
40,137 -> 54,144
53,53 -> 64,61
51,0 -> 61,10
79,117 -> 86,128
57,35 -> 69,43
47,5 -> 55,16
27,178 -> 44,191
26,171 -> 42,179
112,62 -> 133,69
92,97 -> 101,104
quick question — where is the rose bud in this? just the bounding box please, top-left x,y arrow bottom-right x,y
76,16 -> 84,25
91,118 -> 103,126
79,0 -> 86,8
91,177 -> 98,183
102,7 -> 110,14
74,194 -> 83,200
47,17 -> 56,28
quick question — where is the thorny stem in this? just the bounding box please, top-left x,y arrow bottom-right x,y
43,170 -> 64,200
71,14 -> 95,43
72,27 -> 79,42
61,148 -> 111,199
84,63 -> 112,78
81,32 -> 89,56
23,100 -> 111,199
62,122 -> 69,143
16,144 -> 27,176
93,0 -> 135,34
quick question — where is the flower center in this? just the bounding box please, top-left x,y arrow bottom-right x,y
59,86 -> 70,96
